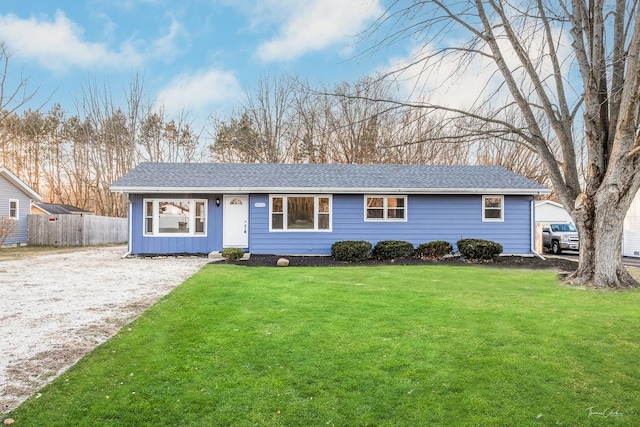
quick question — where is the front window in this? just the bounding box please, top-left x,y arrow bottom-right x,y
143,199 -> 207,236
195,201 -> 206,233
270,195 -> 331,231
9,200 -> 18,219
365,196 -> 407,221
482,196 -> 504,222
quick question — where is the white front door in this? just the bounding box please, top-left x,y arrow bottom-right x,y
223,195 -> 249,247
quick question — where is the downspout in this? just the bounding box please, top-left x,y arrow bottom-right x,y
531,197 -> 545,260
121,193 -> 132,259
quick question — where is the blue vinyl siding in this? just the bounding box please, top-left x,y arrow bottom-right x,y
129,193 -> 533,255
249,194 -> 336,255
249,194 -> 534,255
129,193 -> 222,254
0,175 -> 33,245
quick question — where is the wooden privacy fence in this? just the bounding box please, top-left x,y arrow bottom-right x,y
28,214 -> 127,246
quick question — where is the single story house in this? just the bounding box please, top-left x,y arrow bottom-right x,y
110,162 -> 550,256
31,202 -> 93,216
0,167 -> 43,245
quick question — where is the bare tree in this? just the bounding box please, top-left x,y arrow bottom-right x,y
74,78 -> 143,216
210,75 -> 302,163
473,110 -> 556,190
139,107 -> 204,163
59,114 -> 94,209
209,112 -> 262,162
41,104 -> 66,203
317,77 -> 395,164
244,75 -> 302,162
291,83 -> 332,163
0,40 -> 46,184
0,40 -> 60,203
361,0 -> 640,288
0,41 -> 41,123
0,216 -> 17,245
208,74 -> 477,166
0,113 -> 24,177
0,109 -> 48,193
377,107 -> 473,165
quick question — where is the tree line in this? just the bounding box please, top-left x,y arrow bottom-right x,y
0,78 -> 203,217
211,75 -> 549,180
0,72 -> 549,218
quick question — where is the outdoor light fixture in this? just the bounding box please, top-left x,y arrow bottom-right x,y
216,197 -> 220,207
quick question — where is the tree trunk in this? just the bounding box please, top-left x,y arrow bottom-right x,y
567,191 -> 639,289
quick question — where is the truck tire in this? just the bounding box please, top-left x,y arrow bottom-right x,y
552,240 -> 562,255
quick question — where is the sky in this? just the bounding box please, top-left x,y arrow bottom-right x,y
0,1 -> 576,133
0,0 -> 398,124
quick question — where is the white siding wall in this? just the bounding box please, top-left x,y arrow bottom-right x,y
623,190 -> 640,257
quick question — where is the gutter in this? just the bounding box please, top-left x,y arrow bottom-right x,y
121,194 -> 132,259
110,186 -> 551,196
530,197 -> 545,260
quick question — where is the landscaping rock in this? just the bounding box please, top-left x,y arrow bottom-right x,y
277,258 -> 290,267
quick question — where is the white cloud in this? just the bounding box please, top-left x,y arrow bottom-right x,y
255,0 -> 383,62
0,11 -> 142,71
381,24 -> 574,112
149,17 -> 188,63
382,42 -> 502,110
156,69 -> 242,116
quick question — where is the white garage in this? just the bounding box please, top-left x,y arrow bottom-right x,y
535,200 -> 573,225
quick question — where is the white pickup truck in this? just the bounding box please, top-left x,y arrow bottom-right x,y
542,223 -> 579,254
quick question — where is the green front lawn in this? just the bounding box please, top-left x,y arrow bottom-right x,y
7,264 -> 640,426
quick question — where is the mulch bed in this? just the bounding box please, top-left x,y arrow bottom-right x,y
219,254 -> 578,273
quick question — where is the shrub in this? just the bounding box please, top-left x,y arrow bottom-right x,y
372,240 -> 415,260
415,240 -> 453,260
0,216 -> 18,246
221,247 -> 245,261
331,240 -> 372,262
457,238 -> 503,261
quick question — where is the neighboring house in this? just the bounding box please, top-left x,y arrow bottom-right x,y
534,200 -> 573,225
31,202 -> 93,216
110,162 -> 550,256
0,167 -> 43,245
623,190 -> 640,258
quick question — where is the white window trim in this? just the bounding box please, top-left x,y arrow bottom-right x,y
143,198 -> 208,237
269,194 -> 332,232
9,199 -> 19,219
364,195 -> 408,222
482,195 -> 504,222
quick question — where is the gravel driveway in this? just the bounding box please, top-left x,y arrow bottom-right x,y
0,246 -> 210,414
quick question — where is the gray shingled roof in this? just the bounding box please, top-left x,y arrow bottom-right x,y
34,202 -> 93,215
110,162 -> 549,194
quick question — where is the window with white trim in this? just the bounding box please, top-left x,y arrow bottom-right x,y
143,199 -> 207,236
270,195 -> 331,231
364,195 -> 407,221
9,199 -> 18,219
482,195 -> 504,221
